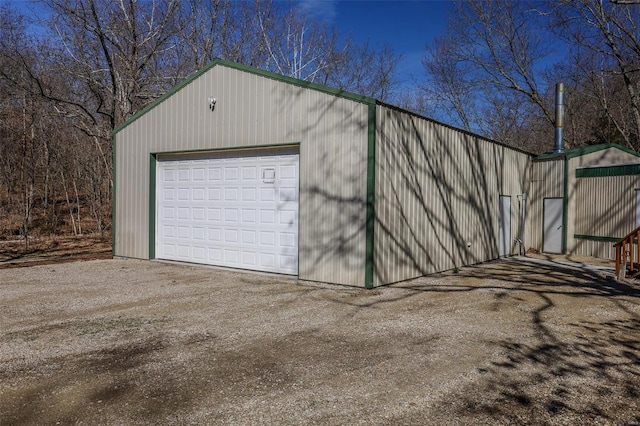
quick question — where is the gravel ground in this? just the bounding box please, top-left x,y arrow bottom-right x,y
0,256 -> 639,425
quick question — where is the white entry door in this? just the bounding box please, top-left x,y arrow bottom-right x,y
499,196 -> 511,257
543,198 -> 563,254
156,150 -> 299,275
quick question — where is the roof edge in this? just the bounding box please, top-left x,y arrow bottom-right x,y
376,101 -> 535,157
113,58 -> 376,135
534,143 -> 640,161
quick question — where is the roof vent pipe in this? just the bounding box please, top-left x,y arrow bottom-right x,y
554,82 -> 565,154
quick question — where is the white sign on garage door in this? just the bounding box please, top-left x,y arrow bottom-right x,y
156,151 -> 299,274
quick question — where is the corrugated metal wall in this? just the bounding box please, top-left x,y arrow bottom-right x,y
567,149 -> 640,254
526,159 -> 565,252
115,64 -> 370,286
373,105 -> 530,285
573,174 -> 640,259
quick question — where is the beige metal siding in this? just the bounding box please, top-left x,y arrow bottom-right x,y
573,239 -> 617,259
115,65 -> 369,286
573,174 -> 640,259
373,106 -> 530,285
567,148 -> 640,253
526,160 -> 565,252
572,149 -> 640,168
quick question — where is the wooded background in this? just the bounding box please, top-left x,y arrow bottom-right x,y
1,0 -> 639,243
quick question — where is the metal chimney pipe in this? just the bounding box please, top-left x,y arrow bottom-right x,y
554,82 -> 565,154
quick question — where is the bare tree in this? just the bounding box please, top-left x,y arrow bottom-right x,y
554,0 -> 640,149
421,0 -> 640,152
174,0 -> 403,100
421,0 -> 557,150
321,41 -> 403,102
43,0 -> 183,131
0,0 -> 404,241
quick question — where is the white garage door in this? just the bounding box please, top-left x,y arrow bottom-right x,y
156,150 -> 299,274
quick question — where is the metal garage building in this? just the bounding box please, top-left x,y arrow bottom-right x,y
527,144 -> 640,259
113,59 -> 531,288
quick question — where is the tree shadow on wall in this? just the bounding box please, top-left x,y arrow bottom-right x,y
373,109 -> 528,285
571,147 -> 640,258
300,104 -> 528,286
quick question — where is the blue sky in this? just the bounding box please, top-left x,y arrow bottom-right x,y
5,0 -> 452,87
298,0 -> 452,87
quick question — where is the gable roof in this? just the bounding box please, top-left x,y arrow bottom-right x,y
113,58 -> 376,135
110,58 -> 537,159
534,143 -> 640,161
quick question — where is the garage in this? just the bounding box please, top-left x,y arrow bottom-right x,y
113,58 -> 532,287
155,148 -> 299,274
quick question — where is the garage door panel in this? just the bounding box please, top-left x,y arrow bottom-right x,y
280,210 -> 295,225
207,208 -> 221,221
157,151 -> 299,275
177,245 -> 189,257
178,169 -> 189,181
177,207 -> 189,220
193,246 -> 206,260
193,188 -> 205,200
242,230 -> 256,244
193,208 -> 205,221
224,208 -> 238,222
260,210 -> 275,223
193,168 -> 205,181
242,166 -> 257,179
192,227 -> 205,240
241,209 -> 256,223
261,188 -> 276,201
224,167 -> 239,180
208,248 -> 222,261
261,253 -> 276,268
242,188 -> 257,201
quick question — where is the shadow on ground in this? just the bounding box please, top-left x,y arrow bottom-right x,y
386,257 -> 640,424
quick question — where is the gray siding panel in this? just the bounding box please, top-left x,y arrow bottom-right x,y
373,106 -> 530,285
115,65 -> 369,286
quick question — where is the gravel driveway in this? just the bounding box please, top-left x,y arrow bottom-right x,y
1,256 -> 639,425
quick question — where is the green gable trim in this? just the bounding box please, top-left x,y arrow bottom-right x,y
113,58 -> 375,135
576,163 -> 640,177
111,133 -> 117,256
149,154 -> 157,260
574,234 -> 622,243
218,59 -> 376,105
364,103 -> 377,289
535,143 -> 640,162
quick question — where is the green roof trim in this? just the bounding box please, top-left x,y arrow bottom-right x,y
535,143 -> 640,161
113,58 -> 376,135
576,163 -> 640,177
574,234 -> 623,243
377,102 -> 534,157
